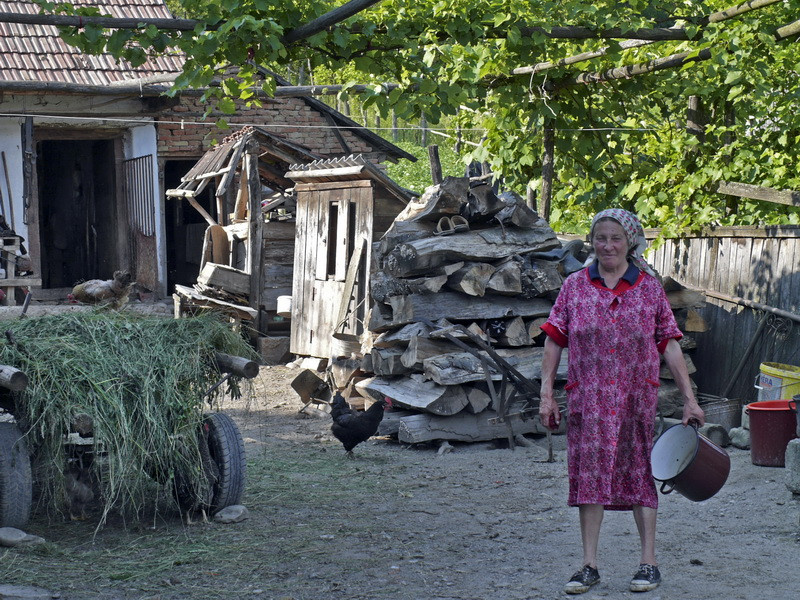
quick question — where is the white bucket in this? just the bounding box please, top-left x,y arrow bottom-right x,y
276,295 -> 292,318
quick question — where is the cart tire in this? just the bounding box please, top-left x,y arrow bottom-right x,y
174,413 -> 246,514
0,423 -> 32,528
204,412 -> 246,513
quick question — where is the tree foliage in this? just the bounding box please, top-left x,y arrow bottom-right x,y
34,0 -> 800,233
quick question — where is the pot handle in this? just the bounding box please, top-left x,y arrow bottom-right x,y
660,480 -> 675,495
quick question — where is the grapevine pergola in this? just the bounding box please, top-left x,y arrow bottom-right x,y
2,0 -> 798,234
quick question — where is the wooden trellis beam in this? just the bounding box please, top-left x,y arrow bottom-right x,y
513,0 -> 784,76
557,17 -> 799,88
0,0 -> 385,44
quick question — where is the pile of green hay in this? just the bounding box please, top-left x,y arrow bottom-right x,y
0,311 -> 257,525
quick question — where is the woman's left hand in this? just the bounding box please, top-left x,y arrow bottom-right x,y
681,399 -> 705,427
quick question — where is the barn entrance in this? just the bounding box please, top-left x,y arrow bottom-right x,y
36,137 -> 122,290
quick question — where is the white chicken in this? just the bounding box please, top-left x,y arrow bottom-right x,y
69,270 -> 133,308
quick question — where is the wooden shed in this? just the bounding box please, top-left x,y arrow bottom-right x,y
166,126 -> 322,338
285,156 -> 415,359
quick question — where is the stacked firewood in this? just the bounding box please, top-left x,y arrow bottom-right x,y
348,177 -> 704,445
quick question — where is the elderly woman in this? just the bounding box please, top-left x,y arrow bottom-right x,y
538,208 -> 704,595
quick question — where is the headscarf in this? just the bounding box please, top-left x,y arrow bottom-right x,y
583,208 -> 656,276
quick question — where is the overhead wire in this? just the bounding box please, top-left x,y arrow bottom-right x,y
0,111 -> 661,133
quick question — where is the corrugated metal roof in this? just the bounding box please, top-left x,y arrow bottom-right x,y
0,0 -> 184,86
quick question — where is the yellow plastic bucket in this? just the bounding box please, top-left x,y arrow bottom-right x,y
755,362 -> 800,402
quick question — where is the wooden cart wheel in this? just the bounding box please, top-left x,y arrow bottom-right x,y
0,422 -> 32,528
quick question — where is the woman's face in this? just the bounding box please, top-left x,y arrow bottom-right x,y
591,219 -> 629,273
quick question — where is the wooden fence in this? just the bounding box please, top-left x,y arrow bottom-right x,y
646,226 -> 800,403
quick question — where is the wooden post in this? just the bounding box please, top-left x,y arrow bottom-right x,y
428,145 -> 443,185
392,109 -> 399,141
526,182 -> 537,211
687,95 -> 705,142
420,112 -> 428,147
245,138 -> 263,337
540,122 -> 554,221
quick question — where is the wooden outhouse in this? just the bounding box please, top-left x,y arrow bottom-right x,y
285,157 -> 415,359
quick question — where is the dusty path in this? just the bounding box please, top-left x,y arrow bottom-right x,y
228,367 -> 800,600
2,365 -> 799,600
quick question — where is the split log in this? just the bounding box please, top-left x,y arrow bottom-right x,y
384,226 -> 559,277
521,259 -> 563,298
370,270 -> 449,302
330,356 -> 363,390
371,347 -> 412,376
368,300 -> 396,332
493,202 -> 539,228
373,322 -> 431,348
678,335 -> 697,351
356,375 -> 469,416
464,184 -> 506,220
666,288 -> 705,310
394,177 -> 469,222
674,308 -> 708,332
0,364 -> 27,391
377,408 -> 418,436
397,410 -> 556,444
422,346 -> 569,386
446,262 -> 496,296
387,292 -> 552,327
496,316 -> 531,347
197,262 -> 249,296
464,385 -> 492,414
526,317 -> 548,340
400,336 -> 463,370
377,219 -> 437,257
485,259 -> 522,295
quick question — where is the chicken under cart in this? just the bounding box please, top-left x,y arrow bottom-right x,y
420,319 -> 566,459
0,352 -> 258,529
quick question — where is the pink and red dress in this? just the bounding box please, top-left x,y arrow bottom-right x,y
541,263 -> 682,510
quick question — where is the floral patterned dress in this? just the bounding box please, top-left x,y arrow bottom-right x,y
543,265 -> 682,510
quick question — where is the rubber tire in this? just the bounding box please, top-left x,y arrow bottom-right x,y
203,412 -> 246,513
0,422 -> 33,529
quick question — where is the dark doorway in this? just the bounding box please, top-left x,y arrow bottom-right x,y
37,139 -> 118,289
164,160 -> 216,293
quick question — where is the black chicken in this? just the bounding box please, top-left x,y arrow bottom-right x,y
330,392 -> 392,457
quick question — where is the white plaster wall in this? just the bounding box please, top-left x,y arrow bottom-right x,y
124,123 -> 166,297
0,117 -> 27,240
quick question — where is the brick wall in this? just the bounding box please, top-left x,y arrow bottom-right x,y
157,96 -> 382,161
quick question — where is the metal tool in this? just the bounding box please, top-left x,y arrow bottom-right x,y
419,318 -> 560,458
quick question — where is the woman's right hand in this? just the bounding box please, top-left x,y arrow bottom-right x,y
539,395 -> 561,430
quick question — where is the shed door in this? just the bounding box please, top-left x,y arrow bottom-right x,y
290,181 -> 373,358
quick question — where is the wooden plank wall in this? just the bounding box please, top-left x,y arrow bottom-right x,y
260,221 -> 295,313
647,226 -> 800,403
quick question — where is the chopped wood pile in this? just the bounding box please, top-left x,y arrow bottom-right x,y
336,176 -> 707,446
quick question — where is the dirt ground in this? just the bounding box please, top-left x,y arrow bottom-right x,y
4,365 -> 800,600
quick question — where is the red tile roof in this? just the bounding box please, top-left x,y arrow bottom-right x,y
0,0 -> 184,85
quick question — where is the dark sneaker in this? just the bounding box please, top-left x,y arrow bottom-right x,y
630,564 -> 661,592
564,565 -> 600,594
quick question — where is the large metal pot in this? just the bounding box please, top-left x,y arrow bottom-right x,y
651,423 -> 730,502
